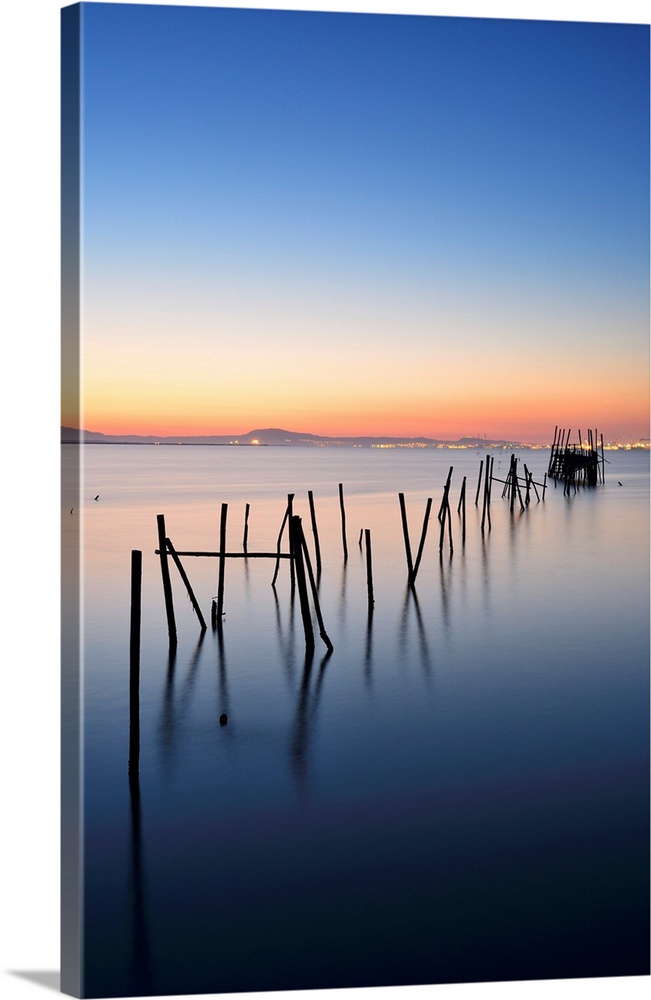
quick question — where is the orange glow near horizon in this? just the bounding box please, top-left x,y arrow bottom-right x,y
79,386 -> 649,445
76,309 -> 649,446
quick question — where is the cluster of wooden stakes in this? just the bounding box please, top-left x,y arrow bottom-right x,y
128,455 -> 549,668
126,433 -> 605,779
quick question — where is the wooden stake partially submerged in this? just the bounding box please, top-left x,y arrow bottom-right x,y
157,514 -> 177,648
129,549 -> 142,778
289,515 -> 314,652
364,528 -> 374,609
338,483 -> 348,563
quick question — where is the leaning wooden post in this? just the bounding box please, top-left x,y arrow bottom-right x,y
513,457 -> 525,511
272,494 -> 294,587
364,528 -> 374,609
338,483 -> 348,563
411,497 -> 433,584
156,514 -> 177,648
166,537 -> 207,632
242,503 -> 250,554
307,490 -> 322,575
299,528 -> 333,652
216,503 -> 228,626
475,459 -> 484,505
439,474 -> 453,553
398,493 -> 415,582
447,495 -> 453,550
129,550 -> 142,778
438,467 -> 453,521
289,515 -> 314,652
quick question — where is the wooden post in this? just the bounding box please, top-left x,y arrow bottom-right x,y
482,456 -> 492,529
447,491 -> 454,549
289,516 -> 314,652
513,457 -> 525,511
398,492 -> 415,582
508,455 -> 517,514
459,476 -> 467,543
364,528 -> 374,609
243,503 -> 250,553
338,483 -> 348,563
487,456 -> 493,529
156,514 -> 177,648
272,494 -> 294,587
129,550 -> 142,778
438,467 -> 453,522
439,473 -> 453,553
549,425 -> 558,474
166,537 -> 207,632
411,497 -> 433,584
299,527 -> 333,652
542,472 -> 547,500
475,459 -> 484,506
130,549 -> 142,674
600,433 -> 605,483
307,490 -> 322,575
216,503 -> 227,625
529,469 -> 540,502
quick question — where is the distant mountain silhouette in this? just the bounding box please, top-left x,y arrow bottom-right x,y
61,425 -> 530,448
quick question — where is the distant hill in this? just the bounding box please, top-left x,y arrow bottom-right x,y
61,425 -> 534,449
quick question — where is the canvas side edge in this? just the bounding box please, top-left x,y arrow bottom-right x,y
61,4 -> 83,997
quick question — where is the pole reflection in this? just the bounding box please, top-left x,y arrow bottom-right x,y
127,771 -> 152,995
158,636 -> 210,773
289,646 -> 333,795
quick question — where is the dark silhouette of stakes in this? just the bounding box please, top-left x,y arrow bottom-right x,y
338,483 -> 348,563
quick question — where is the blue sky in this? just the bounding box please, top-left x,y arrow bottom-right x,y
73,2 -> 649,440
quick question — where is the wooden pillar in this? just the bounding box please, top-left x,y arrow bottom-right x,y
272,494 -> 294,587
307,490 -> 322,576
398,492 -> 414,581
338,483 -> 348,563
167,538 -> 207,632
156,514 -> 177,648
364,528 -> 374,609
298,524 -> 333,652
412,497 -> 433,584
290,515 -> 314,652
243,503 -> 250,553
129,550 -> 142,778
216,503 -> 228,625
475,459 -> 484,506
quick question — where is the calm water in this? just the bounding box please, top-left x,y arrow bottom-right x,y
62,445 -> 650,997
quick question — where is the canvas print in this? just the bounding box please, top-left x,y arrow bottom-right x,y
61,2 -> 650,997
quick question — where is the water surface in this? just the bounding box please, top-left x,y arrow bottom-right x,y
62,445 -> 649,996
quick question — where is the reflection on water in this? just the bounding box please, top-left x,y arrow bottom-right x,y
75,446 -> 649,996
127,774 -> 151,996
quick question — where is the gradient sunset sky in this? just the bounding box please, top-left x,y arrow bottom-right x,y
68,1 -> 650,444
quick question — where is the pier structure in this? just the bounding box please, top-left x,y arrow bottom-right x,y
547,426 -> 605,495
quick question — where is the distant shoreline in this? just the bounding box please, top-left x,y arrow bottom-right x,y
60,441 -> 651,452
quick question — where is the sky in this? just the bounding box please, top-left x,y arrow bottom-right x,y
65,1 -> 650,443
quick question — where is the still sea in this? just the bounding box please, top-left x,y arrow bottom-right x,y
61,444 -> 650,997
